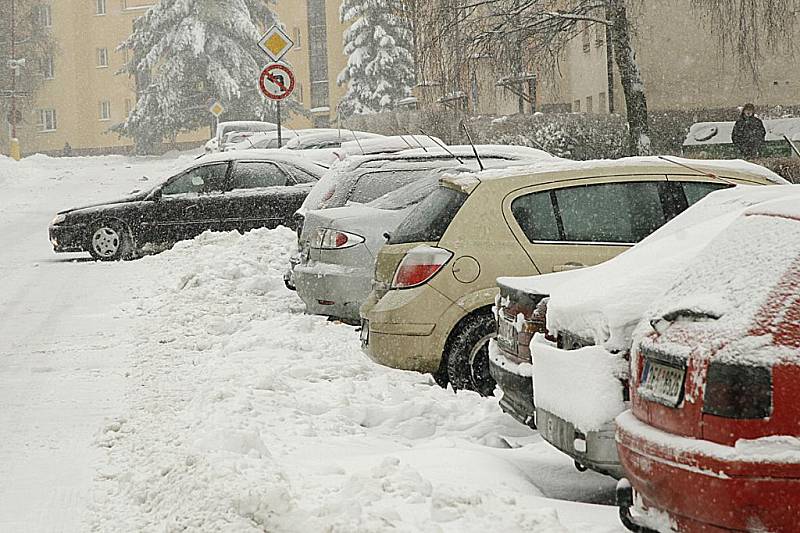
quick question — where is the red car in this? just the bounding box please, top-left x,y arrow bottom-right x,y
616,200 -> 800,533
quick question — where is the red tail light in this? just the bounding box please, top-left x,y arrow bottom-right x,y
312,229 -> 365,250
391,246 -> 453,289
703,361 -> 772,419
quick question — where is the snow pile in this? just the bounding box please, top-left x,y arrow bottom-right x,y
531,335 -> 628,432
89,227 -> 620,532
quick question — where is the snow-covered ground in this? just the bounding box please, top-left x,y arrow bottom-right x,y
0,153 -> 622,532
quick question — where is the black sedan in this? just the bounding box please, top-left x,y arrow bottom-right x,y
49,151 -> 326,260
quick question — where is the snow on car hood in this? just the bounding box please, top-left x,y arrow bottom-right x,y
505,185 -> 800,353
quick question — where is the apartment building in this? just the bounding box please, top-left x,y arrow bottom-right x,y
2,0 -> 350,157
553,0 -> 799,115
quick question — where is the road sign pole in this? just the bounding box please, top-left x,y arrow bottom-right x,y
277,100 -> 282,148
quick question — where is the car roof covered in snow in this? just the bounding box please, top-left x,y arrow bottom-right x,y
445,155 -> 787,192
683,117 -> 800,146
499,184 -> 800,354
283,130 -> 384,150
190,149 -> 329,175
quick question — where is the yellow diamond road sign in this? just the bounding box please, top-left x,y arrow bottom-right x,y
209,101 -> 224,117
259,25 -> 294,61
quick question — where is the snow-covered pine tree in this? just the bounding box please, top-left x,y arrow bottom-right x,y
337,0 -> 415,116
115,0 -> 284,153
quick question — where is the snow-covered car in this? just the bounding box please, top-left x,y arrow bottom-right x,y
332,134 -> 446,159
48,150 -> 326,261
362,157 -> 786,396
205,121 -> 277,153
223,129 -> 299,151
616,195 -> 800,533
491,179 -> 792,478
285,145 -> 556,293
282,129 -> 384,150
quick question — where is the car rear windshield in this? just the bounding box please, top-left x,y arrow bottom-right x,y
388,186 -> 468,244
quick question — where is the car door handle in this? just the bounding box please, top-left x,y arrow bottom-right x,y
553,262 -> 586,272
185,205 -> 199,212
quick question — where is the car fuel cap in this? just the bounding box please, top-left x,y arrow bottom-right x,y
452,256 -> 480,284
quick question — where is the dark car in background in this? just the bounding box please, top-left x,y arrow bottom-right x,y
49,151 -> 326,260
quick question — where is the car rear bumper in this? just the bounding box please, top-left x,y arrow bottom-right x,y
489,347 -> 536,428
49,224 -> 86,253
538,408 -> 623,478
293,261 -> 372,323
616,410 -> 800,532
360,285 -> 453,374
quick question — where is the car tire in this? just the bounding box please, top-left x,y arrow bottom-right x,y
88,220 -> 134,261
445,312 -> 497,396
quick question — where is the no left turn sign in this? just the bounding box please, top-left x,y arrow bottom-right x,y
258,64 -> 295,101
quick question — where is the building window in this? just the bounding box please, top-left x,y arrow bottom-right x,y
307,0 -> 330,110
573,99 -> 581,112
41,55 -> 55,79
599,92 -> 607,113
586,95 -> 593,113
582,21 -> 590,53
97,48 -> 109,68
38,109 -> 57,131
595,22 -> 605,47
34,5 -> 53,27
99,101 -> 111,121
294,27 -> 302,49
297,83 -> 304,103
96,0 -> 107,15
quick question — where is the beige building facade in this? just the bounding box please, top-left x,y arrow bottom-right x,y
3,0 -> 352,157
556,0 -> 799,115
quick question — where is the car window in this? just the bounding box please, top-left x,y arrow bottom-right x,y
229,162 -> 288,190
681,181 -> 729,206
389,186 -> 468,244
289,166 -> 319,184
511,191 -> 560,241
162,163 -> 228,196
512,181 -> 666,244
347,169 -> 435,205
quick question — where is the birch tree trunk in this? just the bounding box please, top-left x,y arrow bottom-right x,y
606,0 -> 652,155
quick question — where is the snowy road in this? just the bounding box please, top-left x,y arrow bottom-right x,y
0,153 -> 623,532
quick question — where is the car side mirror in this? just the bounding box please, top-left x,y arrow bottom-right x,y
147,187 -> 163,201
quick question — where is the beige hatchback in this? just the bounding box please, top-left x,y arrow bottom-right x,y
360,157 -> 784,395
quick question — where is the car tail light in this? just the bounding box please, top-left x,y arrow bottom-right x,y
312,229 -> 365,250
703,361 -> 772,419
391,247 -> 453,289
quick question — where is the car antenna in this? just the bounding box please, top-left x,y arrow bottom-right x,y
419,129 -> 463,164
399,134 -> 417,150
783,134 -> 800,158
657,156 -> 736,185
405,133 -> 428,152
461,122 -> 484,171
350,128 -> 366,155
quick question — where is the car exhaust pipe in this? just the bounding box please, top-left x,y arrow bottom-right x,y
617,479 -> 660,533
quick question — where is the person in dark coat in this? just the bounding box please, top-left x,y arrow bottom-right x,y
732,103 -> 766,158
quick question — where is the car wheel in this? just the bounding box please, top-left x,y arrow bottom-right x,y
88,221 -> 133,261
445,312 -> 497,396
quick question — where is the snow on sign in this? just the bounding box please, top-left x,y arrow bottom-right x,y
258,64 -> 295,101
208,101 -> 224,117
258,25 -> 294,62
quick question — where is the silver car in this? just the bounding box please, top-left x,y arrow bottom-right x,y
293,174 -> 449,323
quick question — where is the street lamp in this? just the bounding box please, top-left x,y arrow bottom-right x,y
8,0 -> 22,160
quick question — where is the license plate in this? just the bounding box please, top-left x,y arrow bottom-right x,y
639,360 -> 686,406
496,316 -> 517,353
360,320 -> 370,347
